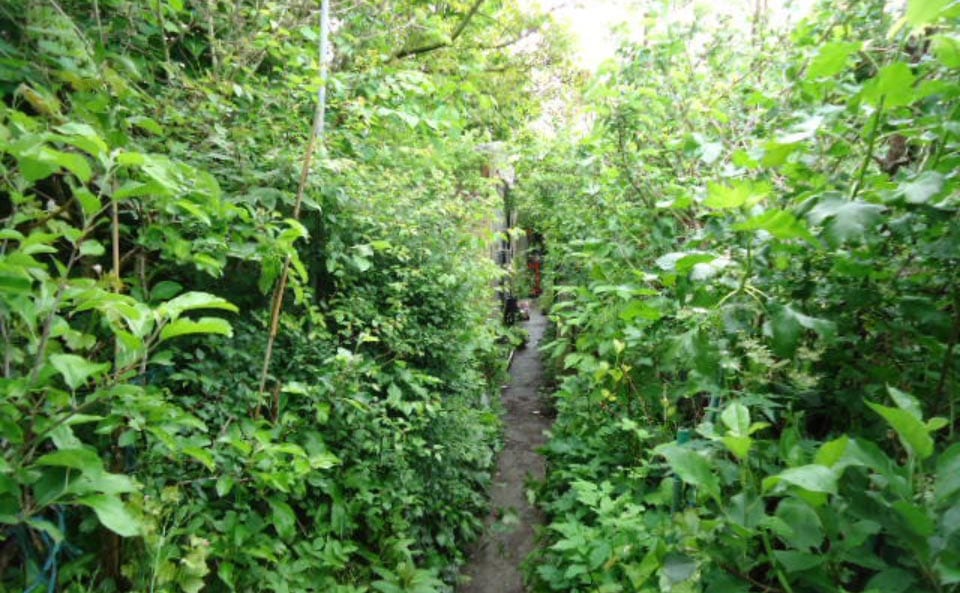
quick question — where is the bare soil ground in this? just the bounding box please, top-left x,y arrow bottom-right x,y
459,304 -> 550,593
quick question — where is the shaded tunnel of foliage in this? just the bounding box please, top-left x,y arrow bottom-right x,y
518,1 -> 960,592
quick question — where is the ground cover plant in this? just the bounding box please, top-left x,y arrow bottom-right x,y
519,1 -> 960,592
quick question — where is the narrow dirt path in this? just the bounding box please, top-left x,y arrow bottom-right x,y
460,304 -> 550,593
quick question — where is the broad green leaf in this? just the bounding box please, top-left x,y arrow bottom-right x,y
74,187 -> 101,218
772,550 -> 824,572
775,498 -> 824,550
76,494 -> 141,536
126,115 -> 164,135
53,149 -> 92,182
867,401 -> 934,459
159,292 -> 238,318
36,448 -> 104,473
49,354 -> 110,390
655,251 -> 715,272
721,402 -> 750,436
864,568 -> 916,593
906,0 -> 952,28
734,209 -> 817,243
268,497 -> 297,539
704,180 -> 771,209
159,317 -> 233,341
54,122 -> 108,158
721,436 -> 752,460
77,472 -> 137,495
216,476 -> 235,497
764,464 -> 838,495
887,385 -> 923,419
661,553 -> 697,584
308,452 -> 340,469
766,304 -> 835,357
79,240 -> 105,257
899,171 -> 944,204
892,500 -> 935,536
26,518 -> 64,543
657,443 -> 720,500
182,446 -> 215,471
806,41 -> 860,79
932,34 -> 960,68
806,196 -> 885,244
19,146 -> 91,182
861,62 -> 916,108
935,443 -> 960,505
814,436 -> 849,467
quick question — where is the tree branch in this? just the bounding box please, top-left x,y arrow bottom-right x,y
393,0 -> 485,60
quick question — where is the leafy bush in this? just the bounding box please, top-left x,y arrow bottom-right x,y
521,1 -> 960,592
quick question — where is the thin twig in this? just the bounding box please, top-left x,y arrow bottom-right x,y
256,0 -> 331,416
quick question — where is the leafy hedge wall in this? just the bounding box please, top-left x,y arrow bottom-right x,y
520,1 -> 960,592
0,1 -> 564,591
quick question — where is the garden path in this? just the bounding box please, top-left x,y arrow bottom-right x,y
459,304 -> 551,593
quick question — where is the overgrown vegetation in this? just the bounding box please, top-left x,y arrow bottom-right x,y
0,1 -> 570,591
5,0 -> 960,591
520,1 -> 960,592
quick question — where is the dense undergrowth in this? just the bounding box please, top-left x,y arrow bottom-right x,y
520,1 -> 960,592
0,1 -> 570,591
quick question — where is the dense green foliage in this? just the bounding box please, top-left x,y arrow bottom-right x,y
521,1 -> 960,592
0,1 -> 568,591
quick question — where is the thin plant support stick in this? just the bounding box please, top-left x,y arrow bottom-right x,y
256,0 -> 330,418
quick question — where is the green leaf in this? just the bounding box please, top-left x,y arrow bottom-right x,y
766,304 -> 835,357
215,476 -> 236,498
268,497 -> 296,539
661,553 -> 697,584
126,115 -> 164,135
733,210 -> 817,243
182,446 -> 215,471
864,568 -> 916,593
867,402 -> 934,459
704,180 -> 771,209
772,550 -> 824,572
79,240 -> 105,257
18,146 -> 92,182
892,500 -> 935,536
861,62 -> 917,108
906,0 -> 952,28
935,443 -> 960,505
887,385 -> 923,419
76,495 -> 141,536
159,317 -> 233,341
764,464 -> 838,495
159,292 -> 238,318
74,187 -> 102,218
721,436 -> 752,460
657,443 -> 720,500
899,171 -> 944,204
806,196 -> 885,244
54,122 -> 108,158
721,402 -> 750,436
775,498 -> 824,550
26,517 -> 64,543
36,448 -> 104,473
932,34 -> 960,68
814,436 -> 849,467
806,41 -> 860,79
49,354 -> 110,390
